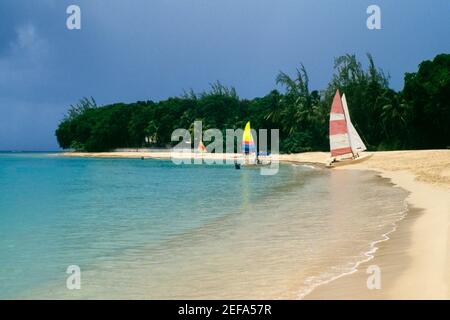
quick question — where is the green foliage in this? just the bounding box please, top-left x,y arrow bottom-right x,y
402,54 -> 450,148
55,54 -> 450,152
64,97 -> 97,121
323,53 -> 391,149
69,141 -> 86,151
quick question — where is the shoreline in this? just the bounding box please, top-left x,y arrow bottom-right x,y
61,150 -> 450,299
307,151 -> 450,299
299,192 -> 411,299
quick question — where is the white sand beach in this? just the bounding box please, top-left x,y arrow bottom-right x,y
306,150 -> 450,299
63,149 -> 450,299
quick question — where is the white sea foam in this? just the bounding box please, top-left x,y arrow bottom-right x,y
297,200 -> 409,299
290,163 -> 316,169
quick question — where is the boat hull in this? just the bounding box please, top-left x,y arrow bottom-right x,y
326,153 -> 373,168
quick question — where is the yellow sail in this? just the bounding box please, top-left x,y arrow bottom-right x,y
242,121 -> 255,154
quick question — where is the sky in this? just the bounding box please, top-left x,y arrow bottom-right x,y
0,0 -> 448,150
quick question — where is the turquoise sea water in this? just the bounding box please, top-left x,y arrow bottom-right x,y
0,153 -> 409,299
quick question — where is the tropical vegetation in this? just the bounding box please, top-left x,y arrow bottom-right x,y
56,53 -> 450,153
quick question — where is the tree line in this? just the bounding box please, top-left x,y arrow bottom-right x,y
56,53 -> 450,153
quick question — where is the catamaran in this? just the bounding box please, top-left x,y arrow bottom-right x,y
241,121 -> 257,166
198,140 -> 207,153
239,121 -> 272,168
328,89 -> 371,167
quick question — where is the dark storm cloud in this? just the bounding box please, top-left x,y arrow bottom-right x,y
0,0 -> 448,150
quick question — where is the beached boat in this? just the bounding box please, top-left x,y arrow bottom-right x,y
238,121 -> 271,168
327,90 -> 372,167
240,121 -> 257,166
198,140 -> 207,153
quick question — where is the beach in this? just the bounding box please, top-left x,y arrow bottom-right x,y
307,150 -> 450,299
62,149 -> 450,299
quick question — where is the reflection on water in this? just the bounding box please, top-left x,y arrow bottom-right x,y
0,154 -> 408,299
240,169 -> 251,210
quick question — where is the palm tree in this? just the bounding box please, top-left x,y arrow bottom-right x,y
380,93 -> 409,141
270,64 -> 320,135
65,97 -> 97,121
275,64 -> 310,97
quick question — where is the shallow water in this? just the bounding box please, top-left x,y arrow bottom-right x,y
0,153 -> 408,299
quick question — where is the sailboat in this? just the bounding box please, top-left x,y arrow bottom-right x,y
328,90 -> 371,167
238,121 -> 272,169
241,121 -> 257,166
198,140 -> 207,153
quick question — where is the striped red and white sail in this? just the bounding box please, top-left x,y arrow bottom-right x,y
329,90 -> 353,157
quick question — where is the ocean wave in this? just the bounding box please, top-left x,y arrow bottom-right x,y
290,163 -> 317,169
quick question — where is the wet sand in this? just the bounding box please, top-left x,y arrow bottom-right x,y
308,150 -> 450,299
